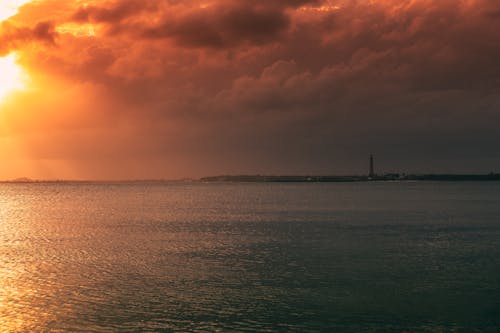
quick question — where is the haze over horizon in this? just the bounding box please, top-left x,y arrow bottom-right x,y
1,0 -> 499,180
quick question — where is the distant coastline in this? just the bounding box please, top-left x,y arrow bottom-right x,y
200,174 -> 500,182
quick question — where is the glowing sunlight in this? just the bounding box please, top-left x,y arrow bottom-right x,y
0,54 -> 26,102
0,0 -> 32,22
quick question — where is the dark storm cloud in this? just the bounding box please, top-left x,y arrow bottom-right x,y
6,0 -> 500,178
142,4 -> 289,48
70,0 -> 321,47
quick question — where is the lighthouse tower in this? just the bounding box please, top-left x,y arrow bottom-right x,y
369,155 -> 375,178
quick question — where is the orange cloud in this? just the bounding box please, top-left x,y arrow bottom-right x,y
0,21 -> 57,56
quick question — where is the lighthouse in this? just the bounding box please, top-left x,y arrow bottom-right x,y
369,155 -> 375,178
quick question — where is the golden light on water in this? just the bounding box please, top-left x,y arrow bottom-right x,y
0,54 -> 26,102
0,0 -> 32,22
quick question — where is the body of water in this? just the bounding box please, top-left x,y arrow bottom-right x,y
0,182 -> 499,332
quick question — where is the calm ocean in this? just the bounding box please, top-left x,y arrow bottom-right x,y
0,182 -> 499,332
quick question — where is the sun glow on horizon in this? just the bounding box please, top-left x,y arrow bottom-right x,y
0,54 -> 27,102
0,0 -> 32,22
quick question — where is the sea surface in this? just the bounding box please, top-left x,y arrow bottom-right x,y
0,181 -> 499,332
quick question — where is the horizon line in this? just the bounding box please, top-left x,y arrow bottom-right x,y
2,172 -> 500,183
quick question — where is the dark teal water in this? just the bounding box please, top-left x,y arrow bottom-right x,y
0,182 -> 499,332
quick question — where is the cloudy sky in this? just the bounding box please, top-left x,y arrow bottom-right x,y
0,0 -> 499,180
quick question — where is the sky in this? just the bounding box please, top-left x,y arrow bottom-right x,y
0,0 -> 499,180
